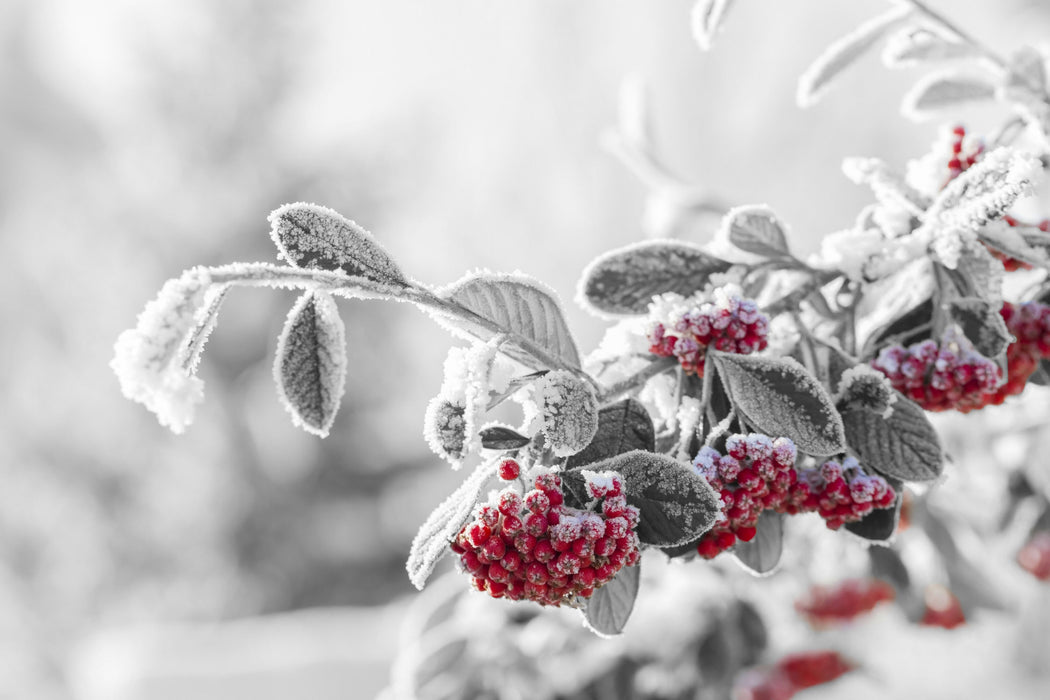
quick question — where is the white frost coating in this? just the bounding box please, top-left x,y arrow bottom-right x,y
580,469 -> 619,494
836,364 -> 898,419
111,267 -> 212,433
905,125 -> 979,199
809,227 -> 890,282
424,339 -> 502,468
639,372 -> 679,428
842,157 -> 929,216
881,25 -> 979,68
901,71 -> 998,122
674,397 -> 703,462
536,370 -> 600,457
797,4 -> 913,108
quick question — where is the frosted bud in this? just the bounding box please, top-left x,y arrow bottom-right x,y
835,365 -> 898,418
423,397 -> 467,465
110,267 -> 213,433
536,370 -> 599,457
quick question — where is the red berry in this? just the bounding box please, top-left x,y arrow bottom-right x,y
498,459 -> 520,481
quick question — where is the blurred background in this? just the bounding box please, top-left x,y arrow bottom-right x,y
4,0 -> 1050,698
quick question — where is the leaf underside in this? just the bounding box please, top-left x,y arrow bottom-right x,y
584,563 -> 641,636
733,510 -> 784,575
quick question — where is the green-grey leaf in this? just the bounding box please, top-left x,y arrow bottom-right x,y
841,392 -> 943,481
583,563 -> 640,636
733,511 -> 783,575
274,291 -> 347,437
947,297 -> 1012,358
478,425 -> 531,450
902,72 -> 998,120
268,202 -> 409,290
577,240 -> 732,316
710,351 -> 847,457
567,398 -> 656,469
723,205 -> 791,258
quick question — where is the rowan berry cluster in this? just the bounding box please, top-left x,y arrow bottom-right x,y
692,434 -> 895,559
794,578 -> 895,626
870,335 -> 1001,412
648,288 -> 769,376
943,125 -> 983,183
734,650 -> 854,700
451,460 -> 641,607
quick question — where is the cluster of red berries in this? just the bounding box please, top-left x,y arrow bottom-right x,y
1017,532 -> 1050,581
872,302 -> 1050,412
692,434 -> 895,559
734,650 -> 855,700
648,289 -> 769,376
987,215 -> 1050,272
450,459 -> 641,607
870,335 -> 1000,412
794,578 -> 895,627
943,125 -> 983,184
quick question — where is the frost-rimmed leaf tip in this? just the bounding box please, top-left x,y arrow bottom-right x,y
111,267 -> 217,433
267,202 -> 409,291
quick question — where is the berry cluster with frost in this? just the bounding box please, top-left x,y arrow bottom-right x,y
647,286 -> 769,376
907,125 -> 984,198
450,459 -> 641,607
870,331 -> 1001,412
692,434 -> 895,559
985,301 -> 1050,405
734,650 -> 854,700
794,578 -> 895,626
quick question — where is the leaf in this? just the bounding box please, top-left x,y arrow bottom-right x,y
882,26 -> 981,67
979,220 -> 1050,269
436,271 -> 581,370
690,0 -> 736,51
797,5 -> 913,107
733,511 -> 783,575
268,203 -> 409,291
722,205 -> 792,258
583,563 -> 640,636
576,240 -> 732,316
901,71 -> 998,120
567,398 -> 656,469
841,392 -> 943,481
578,450 -> 720,547
478,424 -> 531,450
406,459 -> 499,590
845,476 -> 903,541
1007,46 -> 1048,96
938,242 -> 1004,308
180,283 -> 230,373
946,297 -> 1012,358
709,351 -> 847,457
273,291 -> 347,437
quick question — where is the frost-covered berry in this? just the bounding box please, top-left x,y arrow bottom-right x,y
498,458 -> 521,481
647,287 -> 769,376
451,465 -> 641,607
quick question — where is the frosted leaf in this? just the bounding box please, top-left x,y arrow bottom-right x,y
406,459 -> 500,590
841,157 -> 929,216
797,4 -> 913,108
567,398 -> 656,469
268,202 -> 409,290
854,257 -> 934,352
181,284 -> 229,373
720,205 -> 792,259
111,267 -> 213,433
709,351 -> 846,457
882,26 -> 981,67
835,365 -> 897,419
946,297 -> 1013,359
477,424 -> 531,450
1005,46 -> 1048,96
583,563 -> 640,637
842,393 -> 942,482
733,511 -> 783,576
901,71 -> 998,121
577,240 -> 732,317
435,270 -> 581,370
905,125 -> 984,199
690,0 -> 735,52
423,397 -> 468,463
943,239 -> 1004,307
273,291 -> 347,437
571,450 -> 720,547
536,370 -> 599,457
979,219 -> 1050,269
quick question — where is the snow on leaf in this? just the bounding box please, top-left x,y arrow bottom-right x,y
835,364 -> 897,419
577,240 -> 732,317
583,563 -> 640,637
882,26 -> 980,67
536,370 -> 599,457
733,510 -> 783,575
111,266 -> 213,433
423,397 -> 468,463
721,205 -> 792,259
938,240 -> 1004,308
841,393 -> 943,482
841,157 -> 929,216
709,351 -> 846,457
406,459 -> 500,590
577,450 -> 720,547
845,477 -> 903,542
273,291 -> 347,438
268,202 -> 409,290
436,271 -> 582,370
947,297 -> 1013,359
979,219 -> 1050,269
901,71 -> 998,121
566,398 -> 656,469
856,258 -> 935,355
797,4 -> 913,108
690,0 -> 736,52
478,424 -> 531,450
181,283 -> 229,373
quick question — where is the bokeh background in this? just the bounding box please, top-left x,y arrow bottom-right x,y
4,0 -> 1050,698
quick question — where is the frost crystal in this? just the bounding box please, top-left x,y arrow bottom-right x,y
536,370 -> 599,457
110,267 -> 213,433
